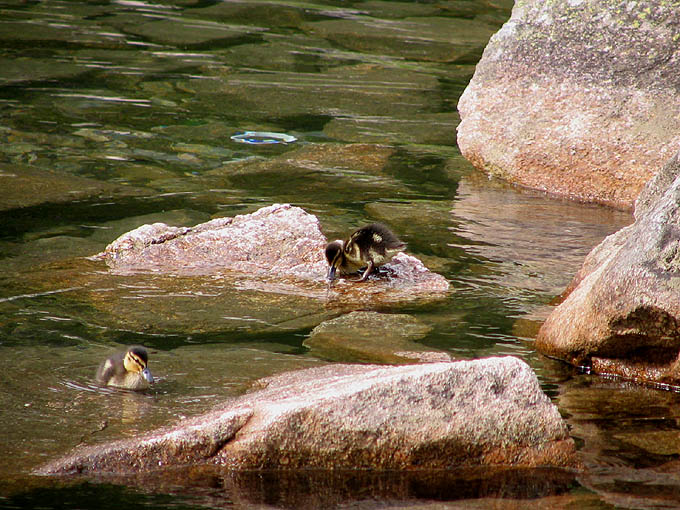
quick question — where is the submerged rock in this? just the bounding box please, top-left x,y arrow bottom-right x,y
457,0 -> 680,210
536,151 -> 680,386
36,357 -> 577,475
96,203 -> 449,302
307,16 -> 498,63
0,162 -> 146,212
304,311 -> 442,364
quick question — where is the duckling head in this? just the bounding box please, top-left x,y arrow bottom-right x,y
325,240 -> 344,281
124,345 -> 154,384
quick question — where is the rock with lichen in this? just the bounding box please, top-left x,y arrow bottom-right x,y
457,0 -> 680,210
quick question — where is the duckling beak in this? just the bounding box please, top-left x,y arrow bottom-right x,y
327,265 -> 337,281
142,367 -> 154,384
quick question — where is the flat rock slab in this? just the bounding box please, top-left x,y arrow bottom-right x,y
536,150 -> 680,385
36,357 -> 577,475
96,203 -> 449,302
457,0 -> 680,209
304,311 -> 446,364
0,162 -> 146,212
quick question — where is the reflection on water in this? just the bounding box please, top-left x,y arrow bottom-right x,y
1,0 -> 676,508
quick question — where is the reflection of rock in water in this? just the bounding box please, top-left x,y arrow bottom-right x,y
451,174 -> 630,319
221,467 -> 577,509
558,375 -> 680,509
47,465 -> 577,509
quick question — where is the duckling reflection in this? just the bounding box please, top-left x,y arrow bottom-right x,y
96,345 -> 154,391
325,223 -> 406,282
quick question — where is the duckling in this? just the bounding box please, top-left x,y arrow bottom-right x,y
96,345 -> 154,391
325,223 -> 406,282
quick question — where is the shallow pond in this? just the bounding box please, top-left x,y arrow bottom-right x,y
1,0 -> 678,508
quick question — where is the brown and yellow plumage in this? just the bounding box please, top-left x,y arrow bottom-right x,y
325,223 -> 406,282
96,345 -> 154,390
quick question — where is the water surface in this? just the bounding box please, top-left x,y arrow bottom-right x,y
1,0 -> 676,509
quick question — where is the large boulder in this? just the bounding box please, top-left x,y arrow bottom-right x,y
36,357 -> 577,475
457,0 -> 680,210
95,203 -> 449,303
536,151 -> 680,385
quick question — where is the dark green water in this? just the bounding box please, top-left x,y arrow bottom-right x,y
2,0 -> 679,508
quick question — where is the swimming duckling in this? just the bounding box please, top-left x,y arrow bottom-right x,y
96,345 -> 154,390
325,223 -> 406,282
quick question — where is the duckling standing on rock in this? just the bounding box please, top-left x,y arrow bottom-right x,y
96,346 -> 154,391
325,223 -> 406,282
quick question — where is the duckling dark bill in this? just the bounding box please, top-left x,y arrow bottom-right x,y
325,223 -> 406,282
96,345 -> 154,390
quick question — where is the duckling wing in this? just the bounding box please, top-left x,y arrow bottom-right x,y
347,223 -> 405,264
95,352 -> 127,384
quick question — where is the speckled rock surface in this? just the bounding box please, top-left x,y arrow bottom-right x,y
36,357 -> 577,475
457,0 -> 680,210
96,203 -> 449,301
98,203 -> 328,280
536,150 -> 680,385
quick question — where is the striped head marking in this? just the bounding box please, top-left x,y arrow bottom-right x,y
124,346 -> 153,383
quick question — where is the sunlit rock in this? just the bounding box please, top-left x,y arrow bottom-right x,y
96,203 -> 449,302
99,203 -> 327,279
36,356 -> 577,475
457,0 -> 680,210
536,150 -> 680,385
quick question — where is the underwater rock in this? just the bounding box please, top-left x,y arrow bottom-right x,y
36,357 -> 577,475
96,203 -> 449,301
457,0 -> 680,210
304,311 -> 442,364
536,150 -> 680,385
324,112 -> 459,145
0,162 -> 146,211
306,17 -> 498,63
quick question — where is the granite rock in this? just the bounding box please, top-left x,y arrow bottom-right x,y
457,0 -> 680,210
536,150 -> 680,385
96,203 -> 449,302
37,357 -> 577,475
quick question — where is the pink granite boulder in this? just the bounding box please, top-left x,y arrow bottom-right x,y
37,357 -> 577,475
